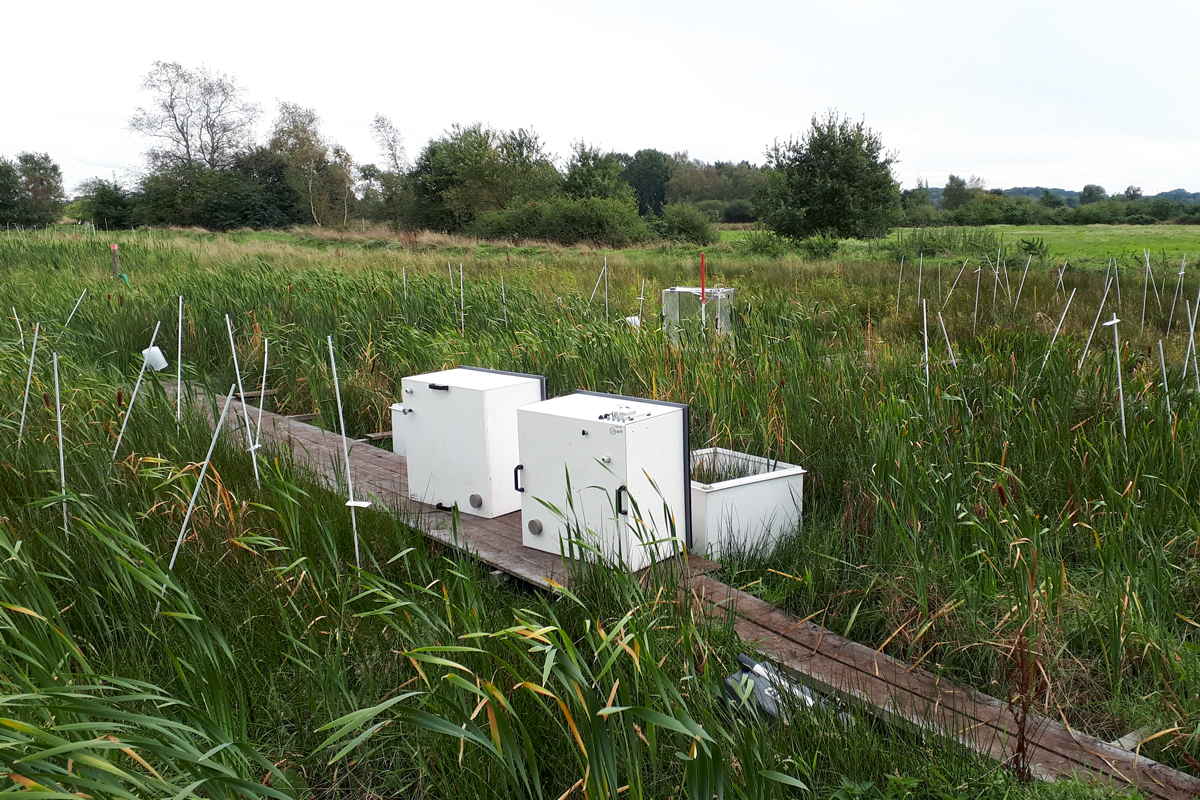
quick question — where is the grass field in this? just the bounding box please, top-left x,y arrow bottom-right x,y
718,224 -> 1200,271
1,225 -> 1198,798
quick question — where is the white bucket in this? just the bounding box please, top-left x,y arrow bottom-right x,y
142,345 -> 168,372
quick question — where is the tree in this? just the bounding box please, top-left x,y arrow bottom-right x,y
129,61 -> 260,170
0,152 -> 65,226
563,142 -> 633,202
1079,184 -> 1107,205
942,174 -> 985,211
756,111 -> 902,241
900,178 -> 931,211
269,102 -> 356,227
1122,185 -> 1143,201
371,114 -> 407,174
622,149 -> 671,216
17,153 -> 65,221
1039,190 -> 1065,209
404,123 -> 562,232
73,178 -> 133,229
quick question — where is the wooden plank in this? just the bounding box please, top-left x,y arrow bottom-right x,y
237,389 -> 279,400
285,412 -> 320,422
362,431 -> 393,441
689,576 -> 1200,800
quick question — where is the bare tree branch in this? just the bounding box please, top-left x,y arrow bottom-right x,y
129,61 -> 259,170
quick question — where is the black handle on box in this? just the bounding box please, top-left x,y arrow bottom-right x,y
514,464 -> 524,493
616,485 -> 628,515
429,383 -> 449,391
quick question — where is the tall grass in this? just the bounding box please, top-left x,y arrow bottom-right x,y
1,227 -> 1197,790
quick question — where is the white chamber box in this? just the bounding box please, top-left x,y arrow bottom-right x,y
690,447 -> 806,558
403,366 -> 547,518
662,286 -> 735,338
517,391 -> 691,571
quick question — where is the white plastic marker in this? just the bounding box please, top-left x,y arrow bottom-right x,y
176,296 -> 184,421
972,267 -> 982,334
328,335 -> 367,570
459,263 -> 465,335
402,265 -> 407,302
161,386 -> 235,612
638,278 -> 646,322
1113,259 -> 1121,305
1039,288 -> 1076,377
113,321 -> 162,459
1158,340 -> 1172,418
63,289 -> 86,330
16,323 -> 39,446
1013,255 -> 1032,312
253,338 -> 269,448
938,312 -> 956,369
940,257 -> 969,311
53,352 -> 66,534
224,314 -> 261,488
1079,274 -> 1113,371
12,308 -> 23,349
1056,261 -> 1067,296
1103,314 -> 1126,441
895,255 -> 904,315
448,261 -> 453,287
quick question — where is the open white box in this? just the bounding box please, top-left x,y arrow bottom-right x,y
690,447 -> 805,558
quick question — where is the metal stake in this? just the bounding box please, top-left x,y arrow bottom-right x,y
17,323 -> 39,447
1158,340 -> 1172,418
1039,288 -> 1076,377
943,259 -> 968,310
1079,275 -> 1112,371
63,289 -> 86,330
224,314 -> 261,488
113,321 -> 162,459
1103,314 -> 1126,441
938,312 -> 956,368
328,335 -> 367,570
161,386 -> 236,612
53,352 -> 66,534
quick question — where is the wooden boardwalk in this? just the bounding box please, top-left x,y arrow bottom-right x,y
222,394 -> 1200,800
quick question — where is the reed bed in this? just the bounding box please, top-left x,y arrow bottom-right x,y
1,228 -> 1197,794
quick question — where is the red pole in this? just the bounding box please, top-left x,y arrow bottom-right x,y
700,252 -> 706,306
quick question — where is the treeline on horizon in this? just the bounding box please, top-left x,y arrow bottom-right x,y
3,61 -> 1200,247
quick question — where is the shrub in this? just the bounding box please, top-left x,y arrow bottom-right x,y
1123,214 -> 1157,225
799,232 -> 841,259
721,199 -> 755,223
469,196 -> 650,246
734,229 -> 791,257
649,203 -> 716,245
692,200 -> 725,222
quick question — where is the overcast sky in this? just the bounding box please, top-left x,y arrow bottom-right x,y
4,0 -> 1197,196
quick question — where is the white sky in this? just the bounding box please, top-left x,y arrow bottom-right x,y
4,0 -> 1197,196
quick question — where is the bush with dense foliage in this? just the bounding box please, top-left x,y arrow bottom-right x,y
469,196 -> 650,246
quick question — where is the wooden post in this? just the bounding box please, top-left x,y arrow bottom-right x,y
111,243 -> 119,279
